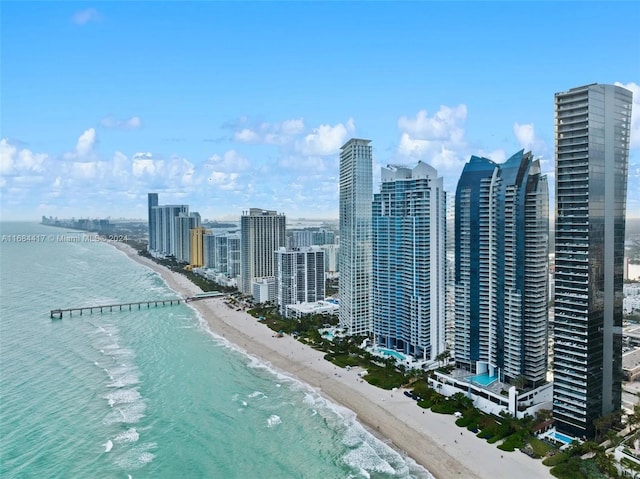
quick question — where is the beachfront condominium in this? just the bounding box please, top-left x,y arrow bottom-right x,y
240,208 -> 286,295
454,150 -> 549,386
204,233 -> 241,279
553,83 -> 632,438
175,212 -> 201,263
339,138 -> 373,336
275,246 -> 325,316
190,226 -> 210,267
152,204 -> 189,256
148,193 -> 158,251
372,162 -> 447,361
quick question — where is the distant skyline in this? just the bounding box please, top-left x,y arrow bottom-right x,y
1,2 -> 639,221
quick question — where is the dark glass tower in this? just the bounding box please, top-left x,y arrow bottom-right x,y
454,151 -> 549,386
148,193 -> 158,251
553,83 -> 632,438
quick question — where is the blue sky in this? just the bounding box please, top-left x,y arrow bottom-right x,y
1,1 -> 639,221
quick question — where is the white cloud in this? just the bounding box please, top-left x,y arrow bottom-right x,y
63,128 -> 97,160
76,128 -> 96,157
132,158 -> 159,177
206,150 -> 250,172
513,123 -> 535,149
234,128 -> 259,143
615,82 -> 640,149
298,119 -> 355,156
233,118 -> 305,145
72,161 -> 101,180
101,116 -> 142,130
0,139 -> 48,175
72,8 -> 101,25
280,119 -> 305,135
396,106 -> 468,165
398,105 -> 467,141
0,139 -> 16,175
513,122 -> 549,156
208,171 -> 239,190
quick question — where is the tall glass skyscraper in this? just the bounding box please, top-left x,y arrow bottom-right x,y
338,138 -> 373,336
372,162 -> 446,361
553,83 -> 633,438
239,208 -> 286,295
148,193 -> 158,251
454,150 -> 549,386
152,204 -> 189,256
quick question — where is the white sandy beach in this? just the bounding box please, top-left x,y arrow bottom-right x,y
113,242 -> 552,479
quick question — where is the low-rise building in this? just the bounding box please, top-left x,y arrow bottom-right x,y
285,300 -> 339,319
429,369 -> 553,419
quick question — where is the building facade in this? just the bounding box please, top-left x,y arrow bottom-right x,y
372,162 -> 447,361
240,208 -> 286,295
152,204 -> 189,256
175,212 -> 201,263
553,83 -> 632,438
319,244 -> 339,275
190,226 -> 209,267
338,138 -> 373,336
204,233 -> 216,268
275,247 -> 325,316
148,193 -> 158,251
454,150 -> 549,386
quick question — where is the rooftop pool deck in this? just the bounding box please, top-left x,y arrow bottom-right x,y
467,372 -> 499,386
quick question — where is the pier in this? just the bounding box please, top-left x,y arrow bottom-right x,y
50,292 -> 227,319
50,298 -> 185,319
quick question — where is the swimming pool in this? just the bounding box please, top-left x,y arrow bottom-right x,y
548,430 -> 575,445
377,347 -> 407,361
467,373 -> 498,386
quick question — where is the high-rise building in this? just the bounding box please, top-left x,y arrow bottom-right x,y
553,83 -> 632,438
372,162 -> 447,361
204,233 -> 216,268
190,226 -> 209,267
454,150 -> 549,386
275,246 -> 325,316
240,208 -> 286,295
227,235 -> 241,280
148,193 -> 158,251
445,195 -> 456,352
319,244 -> 339,275
204,233 -> 241,279
175,212 -> 201,263
338,138 -> 373,336
152,204 -> 189,256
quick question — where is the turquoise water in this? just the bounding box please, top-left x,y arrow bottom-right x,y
0,222 -> 432,478
377,348 -> 407,361
467,373 -> 498,386
549,431 -> 575,445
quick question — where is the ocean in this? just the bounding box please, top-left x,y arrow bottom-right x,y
0,222 -> 432,479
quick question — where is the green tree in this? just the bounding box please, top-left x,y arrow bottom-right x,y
435,349 -> 450,368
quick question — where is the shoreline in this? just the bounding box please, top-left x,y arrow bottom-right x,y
111,242 -> 552,479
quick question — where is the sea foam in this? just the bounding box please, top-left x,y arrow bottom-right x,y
266,414 -> 282,427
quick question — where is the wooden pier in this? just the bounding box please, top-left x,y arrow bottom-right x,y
50,298 -> 185,319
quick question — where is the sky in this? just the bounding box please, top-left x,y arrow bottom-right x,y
1,1 -> 639,222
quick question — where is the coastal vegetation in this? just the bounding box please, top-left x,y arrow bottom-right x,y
136,249 -> 633,479
243,296 -> 630,478
135,247 -> 235,294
